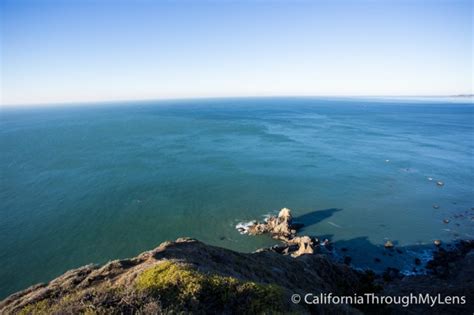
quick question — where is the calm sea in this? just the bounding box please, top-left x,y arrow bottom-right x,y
1,97 -> 473,298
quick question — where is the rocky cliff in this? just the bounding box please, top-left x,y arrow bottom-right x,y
1,238 -> 473,314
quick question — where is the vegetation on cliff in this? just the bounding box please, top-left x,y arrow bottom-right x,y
2,238 -> 473,314
136,261 -> 284,313
15,260 -> 285,315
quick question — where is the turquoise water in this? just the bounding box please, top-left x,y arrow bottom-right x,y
1,97 -> 473,298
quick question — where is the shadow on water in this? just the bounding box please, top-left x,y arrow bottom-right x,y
294,208 -> 343,231
291,209 -> 453,273
329,236 -> 451,274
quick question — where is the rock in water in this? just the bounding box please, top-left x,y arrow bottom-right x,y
246,208 -> 301,241
244,208 -> 319,257
278,207 -> 292,222
288,236 -> 314,257
384,240 -> 394,249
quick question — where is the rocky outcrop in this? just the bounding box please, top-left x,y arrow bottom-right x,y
288,236 -> 315,257
245,208 -> 319,257
247,208 -> 301,241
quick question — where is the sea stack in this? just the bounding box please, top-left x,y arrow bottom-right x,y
247,208 -> 299,241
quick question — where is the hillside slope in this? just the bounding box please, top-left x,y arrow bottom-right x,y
1,238 -> 473,314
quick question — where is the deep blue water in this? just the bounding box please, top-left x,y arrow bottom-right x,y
1,97 -> 473,298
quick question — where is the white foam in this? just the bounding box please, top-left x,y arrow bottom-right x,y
235,221 -> 256,234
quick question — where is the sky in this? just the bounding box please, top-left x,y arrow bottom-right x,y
0,0 -> 472,106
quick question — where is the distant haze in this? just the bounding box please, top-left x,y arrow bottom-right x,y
1,0 -> 472,106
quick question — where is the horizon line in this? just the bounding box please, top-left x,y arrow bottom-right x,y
1,93 -> 473,108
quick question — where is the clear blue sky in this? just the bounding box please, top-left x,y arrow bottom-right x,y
1,0 -> 472,106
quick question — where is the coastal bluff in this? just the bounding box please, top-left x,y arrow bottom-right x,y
1,238 -> 473,314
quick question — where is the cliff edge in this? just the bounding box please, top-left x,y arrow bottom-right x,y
1,238 -> 473,314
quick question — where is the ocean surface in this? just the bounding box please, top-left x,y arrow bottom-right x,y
1,97 -> 473,298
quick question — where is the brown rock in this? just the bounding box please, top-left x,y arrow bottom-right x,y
246,208 -> 301,241
288,236 -> 315,257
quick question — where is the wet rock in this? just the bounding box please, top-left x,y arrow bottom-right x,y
434,240 -> 441,246
436,181 -> 444,186
384,240 -> 394,249
443,219 -> 450,224
247,223 -> 267,235
432,204 -> 440,209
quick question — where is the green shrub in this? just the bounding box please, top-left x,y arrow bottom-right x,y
136,261 -> 285,313
18,300 -> 50,315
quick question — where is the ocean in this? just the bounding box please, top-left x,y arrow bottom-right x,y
1,97 -> 473,298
